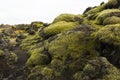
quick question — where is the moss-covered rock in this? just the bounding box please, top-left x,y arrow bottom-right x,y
94,24 -> 120,45
53,14 -> 76,23
7,52 -> 18,65
31,22 -> 43,28
95,9 -> 120,24
27,66 -> 54,80
26,47 -> 50,67
43,21 -> 79,38
85,4 -> 106,16
103,16 -> 120,25
46,27 -> 99,78
105,0 -> 119,9
0,50 -> 4,56
20,32 -> 42,50
74,57 -> 120,80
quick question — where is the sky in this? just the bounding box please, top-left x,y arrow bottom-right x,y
0,0 -> 108,25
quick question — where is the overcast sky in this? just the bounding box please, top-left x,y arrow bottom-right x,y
0,0 -> 108,25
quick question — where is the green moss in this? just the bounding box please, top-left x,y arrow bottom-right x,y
53,13 -> 76,23
85,4 -> 106,16
26,47 -> 50,66
8,52 -> 18,64
27,65 -> 44,80
105,0 -> 118,8
20,32 -> 42,50
43,21 -> 79,37
95,9 -> 120,24
103,16 -> 120,25
0,50 -> 4,56
94,24 -> 120,45
27,66 -> 55,80
48,30 -> 99,73
41,67 -> 54,79
31,21 -> 43,28
74,57 -> 120,80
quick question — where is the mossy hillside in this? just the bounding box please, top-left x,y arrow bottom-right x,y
26,25 -> 99,79
95,9 -> 120,24
43,21 -> 79,38
94,24 -> 120,45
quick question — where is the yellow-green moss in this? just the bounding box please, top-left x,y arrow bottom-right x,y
43,21 -> 79,37
53,13 -> 76,23
20,32 -> 42,50
95,9 -> 120,24
31,21 -> 43,28
48,31 -> 99,73
8,52 -> 18,64
41,67 -> 54,79
26,47 -> 49,66
105,0 -> 118,8
0,50 -> 4,56
94,24 -> 120,45
27,66 -> 54,80
85,4 -> 106,16
74,57 -> 120,80
103,16 -> 120,25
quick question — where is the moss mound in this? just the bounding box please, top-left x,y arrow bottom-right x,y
26,47 -> 50,67
43,21 -> 79,38
95,9 -> 120,24
103,16 -> 120,25
94,24 -> 120,45
74,57 -> 120,80
53,14 -> 76,23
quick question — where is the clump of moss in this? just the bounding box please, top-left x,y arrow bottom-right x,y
0,50 -> 4,56
43,21 -> 79,38
74,57 -> 120,80
8,52 -> 18,65
85,4 -> 106,16
103,16 -> 120,25
27,66 -> 55,80
94,24 -> 120,45
20,32 -> 42,50
26,47 -> 50,67
53,13 -> 76,23
31,22 -> 43,28
95,9 -> 120,24
105,0 -> 119,9
48,29 -> 99,75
